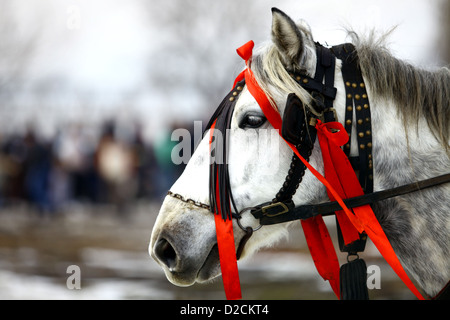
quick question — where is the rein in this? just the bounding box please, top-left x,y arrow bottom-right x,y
168,40 -> 450,300
252,173 -> 450,225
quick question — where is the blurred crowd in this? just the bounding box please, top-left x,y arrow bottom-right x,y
0,120 -> 189,216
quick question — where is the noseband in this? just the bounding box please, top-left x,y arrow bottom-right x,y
167,41 -> 450,300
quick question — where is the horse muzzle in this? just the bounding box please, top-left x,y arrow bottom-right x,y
149,197 -> 221,286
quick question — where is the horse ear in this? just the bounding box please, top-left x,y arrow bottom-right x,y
271,8 -> 305,70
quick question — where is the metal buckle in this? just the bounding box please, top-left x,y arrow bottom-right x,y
324,107 -> 338,123
261,202 -> 289,217
236,207 -> 262,232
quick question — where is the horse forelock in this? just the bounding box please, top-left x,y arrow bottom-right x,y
250,44 -> 316,116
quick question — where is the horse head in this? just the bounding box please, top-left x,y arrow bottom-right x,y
149,8 -> 327,287
149,8 -> 450,299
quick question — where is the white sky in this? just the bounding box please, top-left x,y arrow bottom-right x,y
30,0 -> 443,89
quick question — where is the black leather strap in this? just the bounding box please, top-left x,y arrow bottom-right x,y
330,44 -> 371,260
277,94 -> 317,202
332,44 -> 374,193
252,173 -> 450,225
206,80 -> 246,220
277,44 -> 337,204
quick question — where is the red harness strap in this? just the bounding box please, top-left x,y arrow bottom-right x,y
233,40 -> 425,300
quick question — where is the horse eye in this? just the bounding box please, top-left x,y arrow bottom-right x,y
239,114 -> 267,129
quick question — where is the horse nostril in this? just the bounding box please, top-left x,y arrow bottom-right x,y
154,238 -> 178,271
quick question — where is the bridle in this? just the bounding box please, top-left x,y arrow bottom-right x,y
167,41 -> 450,300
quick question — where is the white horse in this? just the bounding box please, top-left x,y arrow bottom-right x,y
149,8 -> 449,298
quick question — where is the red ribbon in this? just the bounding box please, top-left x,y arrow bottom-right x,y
209,120 -> 242,300
232,40 -> 424,300
315,120 -> 424,300
214,213 -> 242,300
315,121 -> 362,246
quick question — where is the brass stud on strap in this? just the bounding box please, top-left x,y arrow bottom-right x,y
347,106 -> 353,111
229,97 -> 235,102
237,86 -> 243,91
356,105 -> 362,111
303,78 -> 309,84
358,132 -> 364,138
367,142 -> 372,148
357,119 -> 363,125
347,94 -> 352,99
346,119 -> 352,125
360,144 -> 365,150
360,83 -> 365,88
355,94 -> 361,100
346,81 -> 351,87
352,83 -> 357,88
364,104 -> 369,109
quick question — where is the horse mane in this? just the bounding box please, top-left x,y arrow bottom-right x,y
350,30 -> 450,152
252,29 -> 450,153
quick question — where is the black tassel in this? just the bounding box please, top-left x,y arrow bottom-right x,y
339,258 -> 369,300
206,80 -> 245,221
